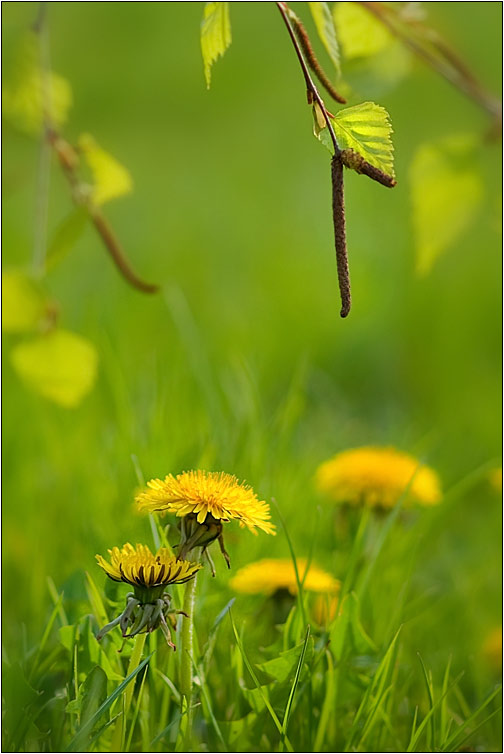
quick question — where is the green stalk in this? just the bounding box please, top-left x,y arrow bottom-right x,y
110,633 -> 146,751
179,572 -> 198,749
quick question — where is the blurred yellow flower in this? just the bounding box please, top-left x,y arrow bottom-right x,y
489,468 -> 502,494
312,594 -> 339,626
230,558 -> 340,596
96,543 -> 201,589
315,446 -> 442,508
136,470 -> 275,534
483,626 -> 502,669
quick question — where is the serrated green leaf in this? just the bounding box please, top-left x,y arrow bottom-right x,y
11,329 -> 98,408
2,33 -> 72,135
334,102 -> 395,176
333,1 -> 393,59
410,138 -> 483,275
308,2 -> 341,75
2,269 -> 48,333
79,133 -> 133,206
201,2 -> 231,88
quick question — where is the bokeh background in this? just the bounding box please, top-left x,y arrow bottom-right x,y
2,2 -> 502,748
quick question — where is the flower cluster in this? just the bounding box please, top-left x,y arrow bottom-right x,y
96,470 -> 275,646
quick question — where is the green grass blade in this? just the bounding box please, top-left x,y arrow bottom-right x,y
66,651 -> 154,752
191,655 -> 228,752
272,498 -> 308,632
281,625 -> 311,748
417,652 -> 436,748
441,685 -> 502,752
314,649 -> 335,752
407,672 -> 465,752
229,610 -> 293,752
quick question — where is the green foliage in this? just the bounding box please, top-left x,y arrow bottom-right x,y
315,101 -> 395,180
2,3 -> 502,753
409,136 -> 484,275
11,329 -> 98,408
2,269 -> 49,333
333,1 -> 392,60
79,133 -> 133,206
308,2 -> 341,75
2,33 -> 72,134
200,2 -> 232,88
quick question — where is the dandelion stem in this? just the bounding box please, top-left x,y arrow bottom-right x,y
179,571 -> 198,748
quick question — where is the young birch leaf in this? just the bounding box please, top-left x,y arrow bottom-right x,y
2,33 -> 72,135
308,2 -> 341,75
333,1 -> 393,59
2,270 -> 48,333
332,102 -> 395,177
11,329 -> 98,408
201,2 -> 232,88
78,134 -> 133,206
410,138 -> 483,275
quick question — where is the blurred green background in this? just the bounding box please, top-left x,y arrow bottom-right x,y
2,0 -> 501,728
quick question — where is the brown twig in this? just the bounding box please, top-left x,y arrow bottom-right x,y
276,2 -> 340,154
341,149 -> 396,188
49,131 -> 159,294
278,2 -> 354,317
331,155 -> 351,318
289,13 -> 346,104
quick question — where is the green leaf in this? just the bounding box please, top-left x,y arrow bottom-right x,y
409,137 -> 483,275
200,2 -> 231,88
322,102 -> 395,179
2,33 -> 72,135
80,666 -> 108,728
11,329 -> 98,408
333,1 -> 393,59
2,269 -> 49,333
79,133 -> 133,206
308,2 -> 341,75
66,652 -> 154,752
256,638 -> 314,684
47,208 -> 88,270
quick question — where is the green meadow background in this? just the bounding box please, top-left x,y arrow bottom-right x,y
2,2 -> 502,751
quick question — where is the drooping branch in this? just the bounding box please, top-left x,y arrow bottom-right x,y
32,3 -> 159,294
358,1 -> 502,125
277,2 -> 353,317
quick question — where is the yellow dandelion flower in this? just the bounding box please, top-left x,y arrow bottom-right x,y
230,558 -> 340,597
96,542 -> 201,589
315,446 -> 442,508
95,543 -> 201,648
136,470 -> 275,533
136,470 -> 275,569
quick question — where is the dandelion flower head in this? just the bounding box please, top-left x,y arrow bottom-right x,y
315,446 -> 442,508
136,470 -> 275,535
230,558 -> 340,596
96,543 -> 201,588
